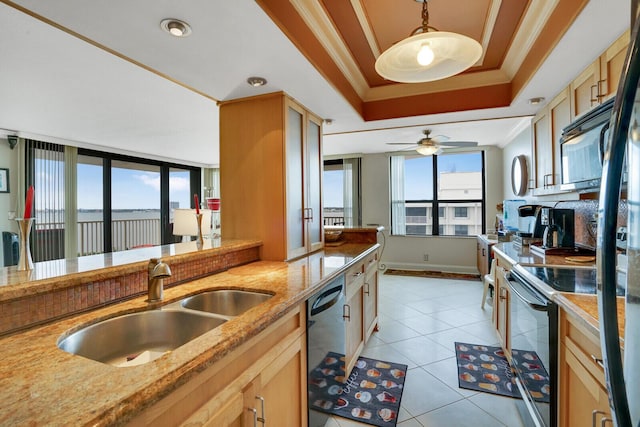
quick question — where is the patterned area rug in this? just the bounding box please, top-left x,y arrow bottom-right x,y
384,269 -> 479,281
309,352 -> 407,427
454,342 -> 550,402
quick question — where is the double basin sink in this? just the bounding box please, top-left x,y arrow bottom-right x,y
57,289 -> 272,367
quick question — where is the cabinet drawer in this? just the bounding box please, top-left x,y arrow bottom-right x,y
561,313 -> 605,386
345,261 -> 365,287
364,251 -> 378,273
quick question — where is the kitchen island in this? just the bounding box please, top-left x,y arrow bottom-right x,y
0,236 -> 380,426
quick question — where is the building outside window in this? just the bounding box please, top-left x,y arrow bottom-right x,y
390,151 -> 485,236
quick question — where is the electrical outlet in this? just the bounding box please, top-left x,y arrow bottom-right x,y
423,254 -> 429,261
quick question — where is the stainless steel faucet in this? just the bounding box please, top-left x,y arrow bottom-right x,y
147,258 -> 172,302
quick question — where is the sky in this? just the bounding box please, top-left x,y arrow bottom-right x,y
77,163 -> 191,209
65,152 -> 482,210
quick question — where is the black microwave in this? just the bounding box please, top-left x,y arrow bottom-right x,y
559,98 -> 614,191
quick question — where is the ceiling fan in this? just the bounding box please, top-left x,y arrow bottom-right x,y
387,129 -> 478,155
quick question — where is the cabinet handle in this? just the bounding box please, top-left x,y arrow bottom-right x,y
308,207 -> 314,221
591,84 -> 599,104
543,174 -> 553,188
482,248 -> 486,257
592,410 -> 606,427
499,287 -> 508,301
597,79 -> 606,100
249,407 -> 258,427
364,283 -> 370,295
255,395 -> 266,425
343,304 -> 351,321
353,271 -> 363,278
601,417 -> 613,427
590,354 -> 605,369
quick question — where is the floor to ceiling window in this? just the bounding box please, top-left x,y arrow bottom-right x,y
323,158 -> 361,226
390,151 -> 485,236
24,141 -> 201,260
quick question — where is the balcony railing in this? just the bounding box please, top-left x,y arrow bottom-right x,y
34,218 -> 161,258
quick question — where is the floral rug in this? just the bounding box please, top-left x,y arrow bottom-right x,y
308,352 -> 407,427
454,342 -> 550,403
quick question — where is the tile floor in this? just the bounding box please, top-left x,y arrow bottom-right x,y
326,273 -> 527,427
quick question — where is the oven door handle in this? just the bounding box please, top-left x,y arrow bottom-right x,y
507,274 -> 548,312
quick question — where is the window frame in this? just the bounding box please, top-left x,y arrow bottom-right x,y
390,151 -> 486,237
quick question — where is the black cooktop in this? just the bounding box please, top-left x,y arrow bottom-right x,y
519,265 -> 625,296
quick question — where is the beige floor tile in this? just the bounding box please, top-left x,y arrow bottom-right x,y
400,366 -> 464,417
388,335 -> 455,366
414,399 -> 508,427
397,313 -> 454,335
468,391 -> 527,427
422,356 -> 479,398
397,418 -> 424,427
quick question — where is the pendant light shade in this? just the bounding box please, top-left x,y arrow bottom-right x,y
375,1 -> 482,83
416,144 -> 442,156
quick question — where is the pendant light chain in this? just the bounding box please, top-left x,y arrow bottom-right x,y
412,0 -> 438,35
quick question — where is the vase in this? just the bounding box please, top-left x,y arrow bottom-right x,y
16,218 -> 34,271
195,213 -> 204,249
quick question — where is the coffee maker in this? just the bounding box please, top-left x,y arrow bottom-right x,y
540,207 -> 575,249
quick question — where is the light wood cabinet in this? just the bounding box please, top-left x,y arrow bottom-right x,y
476,235 -> 494,277
344,260 -> 365,376
492,250 -> 515,359
344,250 -> 379,375
559,310 -> 612,427
570,30 -> 629,120
220,92 -> 323,261
531,89 -> 571,193
363,254 -> 379,342
128,306 -> 307,427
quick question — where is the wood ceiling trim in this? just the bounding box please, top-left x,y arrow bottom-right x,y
511,0 -> 590,98
255,0 -> 364,116
481,0 -> 531,70
362,83 -> 512,121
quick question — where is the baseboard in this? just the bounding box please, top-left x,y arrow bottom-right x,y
381,261 -> 479,275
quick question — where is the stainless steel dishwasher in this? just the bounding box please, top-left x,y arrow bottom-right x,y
307,274 -> 346,427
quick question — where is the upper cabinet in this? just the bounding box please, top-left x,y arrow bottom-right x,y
570,30 -> 629,119
531,89 -> 571,193
220,92 -> 323,261
530,30 -> 629,195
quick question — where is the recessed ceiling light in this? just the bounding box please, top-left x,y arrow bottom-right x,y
528,97 -> 545,105
247,77 -> 267,87
160,19 -> 192,37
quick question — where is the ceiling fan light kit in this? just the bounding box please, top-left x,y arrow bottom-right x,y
386,129 -> 478,155
375,0 -> 482,83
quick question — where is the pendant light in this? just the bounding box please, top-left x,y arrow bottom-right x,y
375,0 -> 482,83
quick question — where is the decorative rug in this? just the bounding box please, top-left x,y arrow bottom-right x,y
308,352 -> 407,427
384,269 -> 479,281
454,342 -> 550,402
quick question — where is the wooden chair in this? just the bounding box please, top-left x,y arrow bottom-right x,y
481,258 -> 496,309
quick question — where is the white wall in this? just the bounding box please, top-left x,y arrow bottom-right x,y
361,146 -> 503,274
0,137 -> 21,266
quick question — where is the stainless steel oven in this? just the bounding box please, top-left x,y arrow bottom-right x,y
507,267 -> 559,427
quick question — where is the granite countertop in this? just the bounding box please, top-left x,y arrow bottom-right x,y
0,242 -> 379,426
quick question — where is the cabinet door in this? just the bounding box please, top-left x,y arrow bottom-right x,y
477,237 -> 489,277
254,335 -> 307,427
306,113 -> 324,252
549,89 -> 571,185
363,265 -> 378,341
201,393 -> 243,427
495,266 -> 510,357
286,101 -> 307,259
345,284 -> 364,376
571,61 -> 600,119
532,111 -> 553,189
559,345 -> 611,427
600,30 -> 630,101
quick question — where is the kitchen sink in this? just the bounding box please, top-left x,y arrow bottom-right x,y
58,310 -> 226,367
180,289 -> 273,317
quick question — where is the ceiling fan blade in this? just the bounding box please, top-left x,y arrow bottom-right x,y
386,142 -> 417,145
439,141 -> 478,147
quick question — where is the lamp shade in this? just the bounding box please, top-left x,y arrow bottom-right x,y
375,31 -> 482,83
416,144 -> 442,156
173,208 -> 212,236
